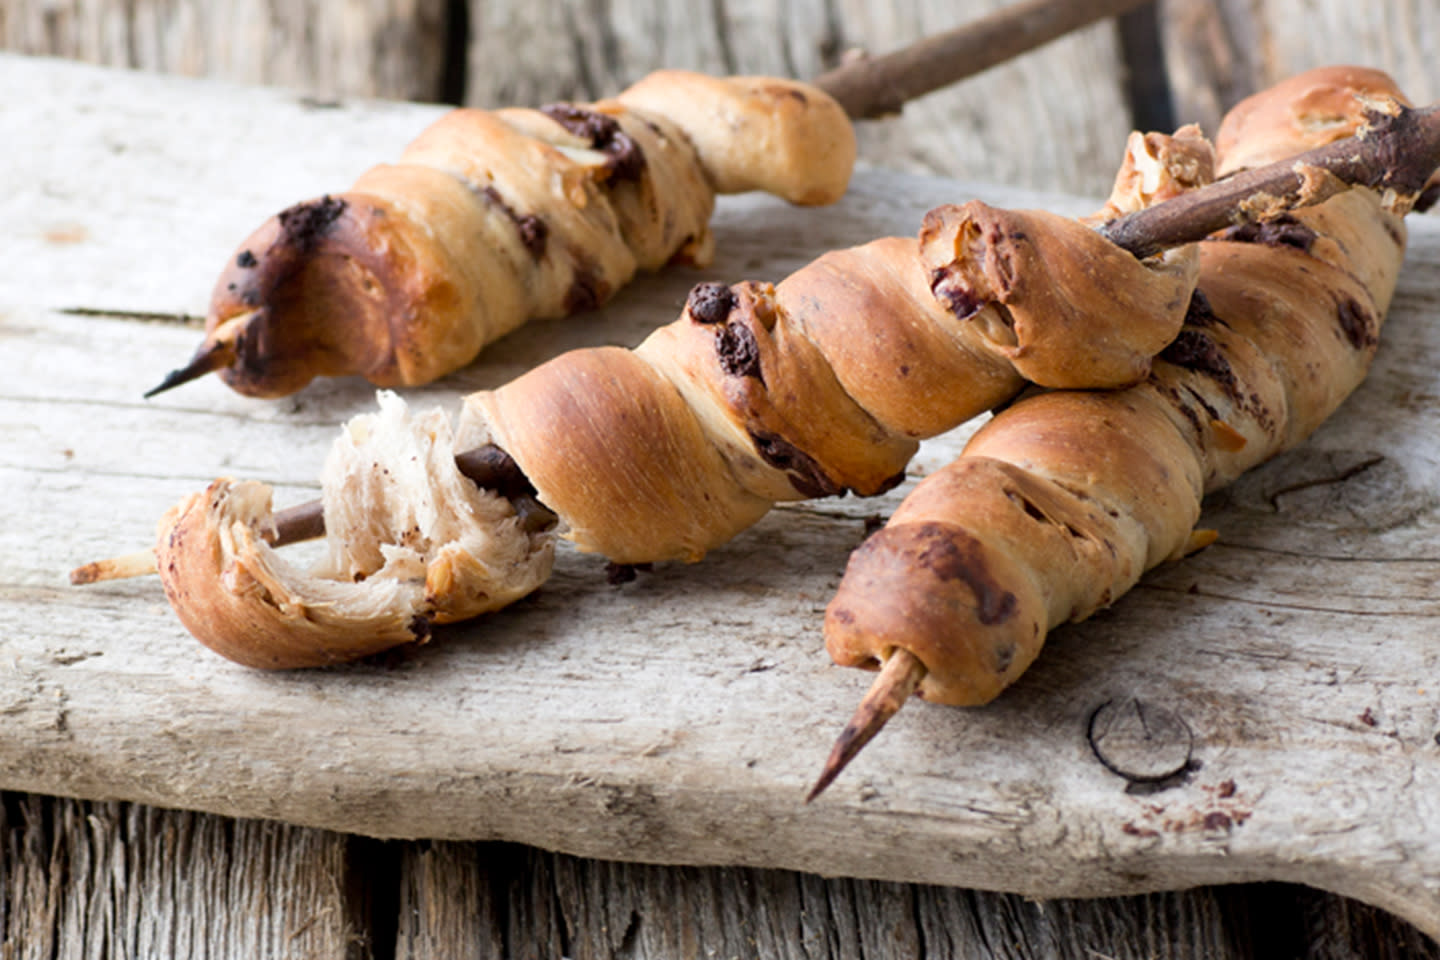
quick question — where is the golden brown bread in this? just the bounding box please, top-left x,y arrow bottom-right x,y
154,121 -> 1213,665
825,65 -> 1416,707
179,71 -> 857,398
455,126 -> 1208,563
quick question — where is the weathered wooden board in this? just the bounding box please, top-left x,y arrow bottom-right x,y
2,54 -> 1439,944
1160,0 -> 1440,132
0,0 -> 1138,196
0,0 -> 451,102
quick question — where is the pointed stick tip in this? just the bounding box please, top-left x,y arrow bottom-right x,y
69,549 -> 159,585
805,648 -> 927,803
143,344 -> 232,398
143,312 -> 255,399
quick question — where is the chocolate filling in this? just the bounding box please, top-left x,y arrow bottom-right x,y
717,321 -> 762,380
563,267 -> 608,314
748,430 -> 841,499
276,195 -> 347,252
909,522 -> 1018,626
1183,288 -> 1227,329
541,103 -> 647,184
929,267 -> 985,320
1416,181 -> 1440,214
687,282 -> 736,325
1160,329 -> 1238,396
1217,214 -> 1319,253
482,186 -> 548,258
1336,297 -> 1378,350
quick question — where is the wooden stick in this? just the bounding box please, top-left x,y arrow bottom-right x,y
68,444 -> 546,584
806,649 -> 927,802
69,549 -> 160,585
104,102 -> 1440,579
815,0 -> 1153,120
144,311 -> 252,397
805,100 -> 1440,801
1101,102 -> 1440,259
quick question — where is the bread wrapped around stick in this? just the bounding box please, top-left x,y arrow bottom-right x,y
824,66 -> 1416,716
150,71 -> 858,399
141,126 -> 1213,667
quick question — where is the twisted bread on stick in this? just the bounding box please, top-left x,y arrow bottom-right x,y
152,72 -> 857,398
825,66 -> 1414,710
151,128 -> 1213,667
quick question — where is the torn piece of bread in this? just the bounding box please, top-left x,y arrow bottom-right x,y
155,393 -> 555,668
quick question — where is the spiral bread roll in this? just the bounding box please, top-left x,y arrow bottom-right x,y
455,127 -> 1211,564
175,71 -> 856,398
154,122 -> 1213,666
825,66 -> 1417,707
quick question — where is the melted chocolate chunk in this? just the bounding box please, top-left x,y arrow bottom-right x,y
605,561 -> 653,585
686,282 -> 736,325
910,522 -> 1017,626
407,615 -> 432,641
1160,329 -> 1238,395
1184,288 -> 1227,329
748,430 -> 840,499
541,103 -> 647,183
563,267 -> 607,314
929,267 -> 985,319
276,195 -> 347,252
1218,214 -> 1319,253
717,322 -> 762,380
1336,297 -> 1378,350
1416,181 -> 1440,214
481,186 -> 548,258
235,249 -> 258,269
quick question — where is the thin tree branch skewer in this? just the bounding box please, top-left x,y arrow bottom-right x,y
806,649 -> 927,802
803,95 -> 1440,803
813,0 -> 1153,120
1100,102 -> 1440,259
77,98 -> 1440,587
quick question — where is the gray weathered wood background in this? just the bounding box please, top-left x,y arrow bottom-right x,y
4,0 -> 1440,955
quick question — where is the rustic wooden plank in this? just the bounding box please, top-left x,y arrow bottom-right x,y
0,0 -> 450,102
463,0 -> 1138,196
0,793 -> 360,959
3,55 -> 1440,946
394,843 -> 1264,958
1158,0 -> 1440,133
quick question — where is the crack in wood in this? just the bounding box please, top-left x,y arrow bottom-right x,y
1264,455 -> 1386,510
59,307 -> 203,326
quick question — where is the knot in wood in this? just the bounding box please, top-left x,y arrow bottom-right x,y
1086,698 -> 1194,785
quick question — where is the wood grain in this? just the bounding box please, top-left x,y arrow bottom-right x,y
0,795 -> 358,958
0,0 -> 450,101
463,0 -> 1135,194
1159,0 -> 1440,132
3,55 -> 1440,950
